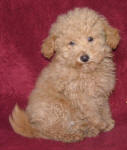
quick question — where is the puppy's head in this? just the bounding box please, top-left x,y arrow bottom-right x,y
41,8 -> 120,71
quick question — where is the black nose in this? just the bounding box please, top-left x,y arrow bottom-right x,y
80,55 -> 89,62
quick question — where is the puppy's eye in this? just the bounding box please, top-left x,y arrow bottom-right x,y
69,41 -> 75,46
88,37 -> 94,42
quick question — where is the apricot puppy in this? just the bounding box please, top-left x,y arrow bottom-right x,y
9,8 -> 120,142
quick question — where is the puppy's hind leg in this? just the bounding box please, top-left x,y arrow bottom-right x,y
26,99 -> 86,142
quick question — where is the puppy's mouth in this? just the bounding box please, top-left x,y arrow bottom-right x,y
75,55 -> 100,72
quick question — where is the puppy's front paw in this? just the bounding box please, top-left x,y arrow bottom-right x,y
104,119 -> 115,132
84,126 -> 100,137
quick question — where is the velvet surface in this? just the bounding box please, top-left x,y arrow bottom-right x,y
0,0 -> 127,149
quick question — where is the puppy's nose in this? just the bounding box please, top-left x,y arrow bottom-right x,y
80,55 -> 89,62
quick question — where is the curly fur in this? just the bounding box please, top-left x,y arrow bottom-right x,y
9,7 -> 120,143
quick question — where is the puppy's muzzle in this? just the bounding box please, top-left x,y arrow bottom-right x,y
80,54 -> 89,62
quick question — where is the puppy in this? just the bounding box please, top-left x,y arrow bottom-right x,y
9,8 -> 120,143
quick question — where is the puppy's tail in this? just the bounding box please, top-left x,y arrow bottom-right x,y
9,104 -> 38,138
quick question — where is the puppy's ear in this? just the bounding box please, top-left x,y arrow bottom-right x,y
102,19 -> 120,49
41,35 -> 57,59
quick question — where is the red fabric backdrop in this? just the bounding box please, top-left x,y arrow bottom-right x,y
0,0 -> 127,149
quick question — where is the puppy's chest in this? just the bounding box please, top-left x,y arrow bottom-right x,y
63,72 -> 115,99
64,76 -> 97,97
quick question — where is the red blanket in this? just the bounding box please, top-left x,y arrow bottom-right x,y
0,0 -> 127,149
